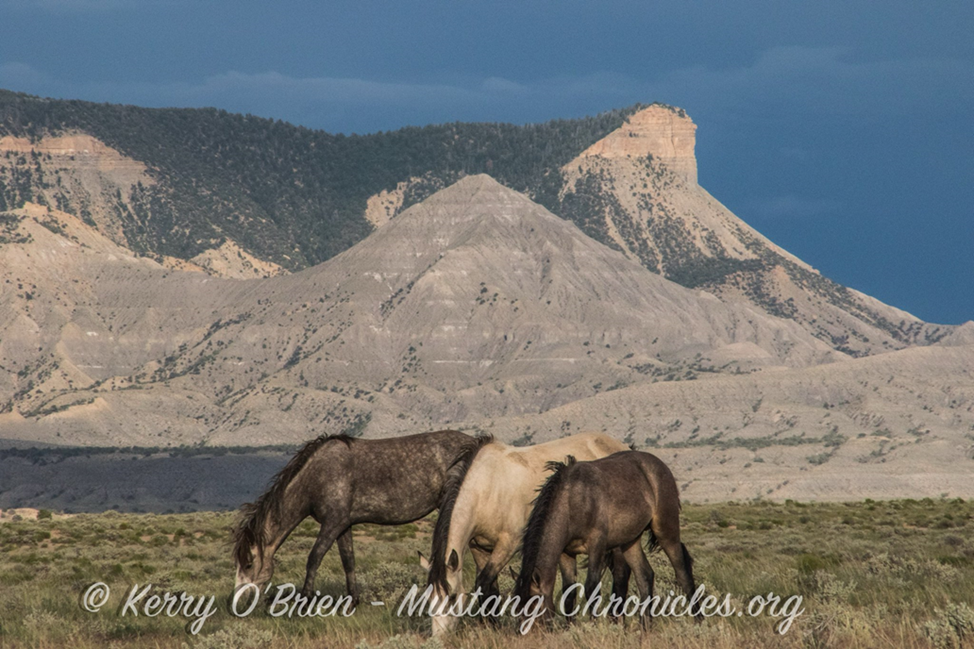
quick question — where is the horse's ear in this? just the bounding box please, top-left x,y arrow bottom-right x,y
531,569 -> 542,588
417,552 -> 431,572
508,566 -> 519,582
448,549 -> 459,572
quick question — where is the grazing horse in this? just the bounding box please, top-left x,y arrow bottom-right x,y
421,432 -> 630,635
514,451 -> 697,630
232,430 -> 477,603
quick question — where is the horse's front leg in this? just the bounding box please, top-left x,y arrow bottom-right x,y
582,538 -> 607,617
609,547 -> 631,624
336,528 -> 359,607
558,553 -> 578,622
472,535 -> 518,625
301,520 -> 347,599
469,544 -> 493,594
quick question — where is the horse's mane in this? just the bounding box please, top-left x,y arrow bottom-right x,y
232,434 -> 353,568
428,434 -> 494,592
515,455 -> 577,597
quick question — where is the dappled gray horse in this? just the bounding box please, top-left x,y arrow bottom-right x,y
232,430 -> 477,603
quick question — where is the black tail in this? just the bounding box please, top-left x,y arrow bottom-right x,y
681,542 -> 701,618
644,526 -> 659,554
680,542 -> 694,574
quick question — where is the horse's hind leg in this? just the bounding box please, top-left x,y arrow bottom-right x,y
301,519 -> 348,599
657,533 -> 698,616
620,540 -> 655,630
337,528 -> 359,606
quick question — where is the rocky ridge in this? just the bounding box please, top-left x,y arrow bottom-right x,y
550,105 -> 955,357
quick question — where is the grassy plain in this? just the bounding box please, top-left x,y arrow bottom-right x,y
1,499 -> 973,648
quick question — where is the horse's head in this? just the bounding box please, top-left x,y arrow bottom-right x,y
419,549 -> 466,636
232,505 -> 276,596
234,540 -> 276,593
510,565 -> 556,630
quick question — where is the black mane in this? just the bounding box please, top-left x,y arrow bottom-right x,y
231,434 -> 353,568
428,434 -> 494,592
515,455 -> 577,597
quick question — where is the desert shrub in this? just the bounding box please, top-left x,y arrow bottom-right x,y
921,602 -> 974,649
362,562 -> 421,603
185,626 -> 275,649
800,571 -> 856,603
865,552 -> 960,583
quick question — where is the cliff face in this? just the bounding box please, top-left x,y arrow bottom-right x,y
578,104 -> 698,184
0,136 -> 285,281
0,134 -> 146,171
0,134 -> 153,245
555,105 -> 955,357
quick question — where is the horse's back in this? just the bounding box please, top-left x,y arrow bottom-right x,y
359,429 -> 472,455
571,450 -> 682,519
470,432 -> 629,490
455,433 -> 629,536
308,430 -> 474,523
511,432 -> 628,466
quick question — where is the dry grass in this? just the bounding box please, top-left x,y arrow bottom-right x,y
1,499 -> 972,648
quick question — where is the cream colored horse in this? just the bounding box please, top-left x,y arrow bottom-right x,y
420,432 -> 629,635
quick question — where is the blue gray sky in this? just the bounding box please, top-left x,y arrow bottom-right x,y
1,0 -> 971,324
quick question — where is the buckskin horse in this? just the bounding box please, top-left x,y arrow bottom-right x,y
420,432 -> 630,635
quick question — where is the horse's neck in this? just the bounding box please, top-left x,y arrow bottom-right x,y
447,454 -> 537,554
446,492 -> 479,557
535,509 -> 571,582
265,491 -> 309,551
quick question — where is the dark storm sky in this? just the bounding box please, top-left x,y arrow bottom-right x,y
1,0 -> 971,323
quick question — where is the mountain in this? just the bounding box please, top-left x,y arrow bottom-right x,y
0,175 -> 840,445
1,175 -> 972,498
537,105 -> 956,357
0,88 -> 638,269
0,90 -> 961,359
2,91 -> 972,499
0,201 -> 243,440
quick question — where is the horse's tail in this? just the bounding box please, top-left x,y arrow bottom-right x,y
644,525 -> 660,554
681,542 -> 694,574
428,434 -> 493,592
